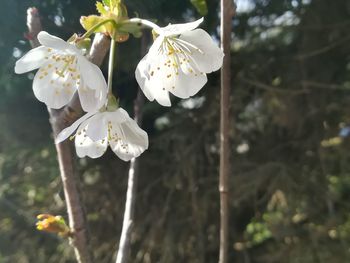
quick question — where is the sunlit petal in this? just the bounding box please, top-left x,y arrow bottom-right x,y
32,61 -> 77,109
75,121 -> 108,158
38,31 -> 79,54
179,29 -> 224,73
14,46 -> 49,74
156,17 -> 203,37
55,111 -> 96,144
78,78 -> 107,112
107,109 -> 148,161
85,112 -> 108,141
78,56 -> 107,92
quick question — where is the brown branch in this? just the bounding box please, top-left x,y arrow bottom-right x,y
219,1 -> 235,263
27,7 -> 110,263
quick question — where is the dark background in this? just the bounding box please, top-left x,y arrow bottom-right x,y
1,0 -> 350,262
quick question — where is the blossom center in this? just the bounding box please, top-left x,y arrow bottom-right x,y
147,37 -> 205,91
107,121 -> 129,153
37,49 -> 81,96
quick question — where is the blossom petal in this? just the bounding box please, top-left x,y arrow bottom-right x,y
55,111 -> 96,144
75,121 -> 108,158
143,78 -> 172,106
38,31 -> 78,53
107,109 -> 148,161
14,46 -> 49,74
77,56 -> 106,92
134,36 -> 164,102
135,54 -> 171,106
138,49 -> 206,101
78,78 -> 107,112
85,112 -> 108,142
156,17 -> 204,37
32,62 -> 77,109
135,55 -> 154,101
171,69 -> 207,99
179,29 -> 224,73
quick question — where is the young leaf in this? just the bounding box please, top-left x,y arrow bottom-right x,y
96,2 -> 107,15
103,0 -> 120,9
190,0 -> 208,16
102,0 -> 110,6
80,15 -> 108,34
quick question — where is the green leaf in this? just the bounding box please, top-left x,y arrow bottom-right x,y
190,0 -> 208,16
96,2 -> 107,16
102,0 -> 110,6
80,15 -> 109,34
102,0 -> 120,8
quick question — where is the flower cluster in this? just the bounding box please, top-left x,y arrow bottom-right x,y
136,18 -> 224,106
15,14 -> 223,161
15,32 -> 107,112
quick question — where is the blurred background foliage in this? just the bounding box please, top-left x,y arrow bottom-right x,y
1,0 -> 350,262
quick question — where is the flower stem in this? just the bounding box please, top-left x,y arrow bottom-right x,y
126,18 -> 160,31
107,39 -> 116,96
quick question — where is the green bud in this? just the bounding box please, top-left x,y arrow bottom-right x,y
106,94 -> 119,111
76,38 -> 92,51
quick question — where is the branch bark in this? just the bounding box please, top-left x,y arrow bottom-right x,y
219,1 -> 235,263
26,7 -> 110,263
115,31 -> 147,263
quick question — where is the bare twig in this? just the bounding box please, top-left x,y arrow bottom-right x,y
115,32 -> 147,263
219,1 -> 235,263
26,7 -> 110,263
238,76 -> 309,94
115,94 -> 143,263
295,35 -> 350,60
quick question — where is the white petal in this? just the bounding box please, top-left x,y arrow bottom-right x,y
55,111 -> 96,144
77,56 -> 107,91
171,70 -> 207,99
147,36 -> 164,57
147,51 -> 207,99
107,109 -> 148,161
135,54 -> 154,101
179,29 -> 224,73
144,78 -> 172,106
78,78 -> 107,112
85,112 -> 108,141
14,46 -> 48,74
156,17 -> 204,37
32,58 -> 79,107
135,53 -> 171,106
75,121 -> 108,158
134,36 -> 164,100
110,108 -> 133,122
32,61 -> 77,109
38,31 -> 78,53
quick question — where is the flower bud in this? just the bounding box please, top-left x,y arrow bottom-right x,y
36,214 -> 71,237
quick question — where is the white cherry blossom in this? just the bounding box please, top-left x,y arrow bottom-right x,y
56,108 -> 148,161
135,17 -> 224,106
15,31 -> 107,111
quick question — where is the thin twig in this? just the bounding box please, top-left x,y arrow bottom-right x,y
26,7 -> 110,263
219,1 -> 235,263
115,32 -> 147,263
295,35 -> 350,60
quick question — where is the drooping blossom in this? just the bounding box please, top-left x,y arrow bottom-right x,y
56,108 -> 148,161
135,18 -> 224,106
15,31 -> 107,111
